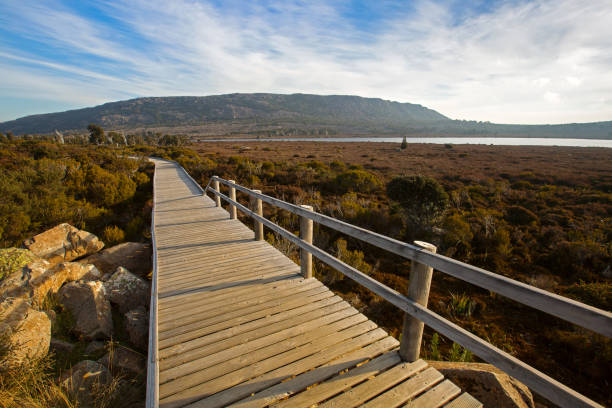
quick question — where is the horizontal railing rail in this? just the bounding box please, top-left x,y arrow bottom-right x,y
200,174 -> 611,408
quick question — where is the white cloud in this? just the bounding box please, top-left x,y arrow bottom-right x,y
0,0 -> 611,124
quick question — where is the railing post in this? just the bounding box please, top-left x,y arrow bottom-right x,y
399,240 -> 437,362
299,205 -> 313,278
213,176 -> 221,207
251,190 -> 264,241
228,180 -> 237,220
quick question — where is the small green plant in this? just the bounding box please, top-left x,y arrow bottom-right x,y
429,333 -> 441,360
0,248 -> 36,281
448,292 -> 476,318
448,342 -> 473,362
101,225 -> 125,246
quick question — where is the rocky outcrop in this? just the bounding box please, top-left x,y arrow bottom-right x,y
0,302 -> 51,368
428,361 -> 535,408
60,360 -> 112,405
0,248 -> 37,281
30,262 -> 101,306
23,223 -> 104,265
104,267 -> 150,314
125,306 -> 149,350
98,347 -> 146,377
0,253 -> 50,301
58,281 -> 113,340
80,242 -> 152,278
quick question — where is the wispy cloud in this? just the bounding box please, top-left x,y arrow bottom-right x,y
0,0 -> 610,123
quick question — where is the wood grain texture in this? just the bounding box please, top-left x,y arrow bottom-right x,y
147,160 -> 479,408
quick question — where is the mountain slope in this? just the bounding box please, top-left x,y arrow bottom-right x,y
0,93 -> 448,135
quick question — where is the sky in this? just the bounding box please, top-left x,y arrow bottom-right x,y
0,0 -> 611,124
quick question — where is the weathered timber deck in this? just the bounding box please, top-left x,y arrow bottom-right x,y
150,159 -> 481,408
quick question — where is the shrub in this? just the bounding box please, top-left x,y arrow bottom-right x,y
0,248 -> 35,281
387,175 -> 449,228
505,205 -> 538,226
334,170 -> 382,194
101,225 -> 125,246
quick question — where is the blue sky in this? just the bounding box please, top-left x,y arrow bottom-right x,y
0,0 -> 611,124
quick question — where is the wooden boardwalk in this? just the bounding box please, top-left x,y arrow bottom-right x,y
150,159 -> 481,408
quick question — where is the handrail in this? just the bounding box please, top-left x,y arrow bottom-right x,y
145,158 -> 163,408
203,175 -> 611,408
211,176 -> 612,338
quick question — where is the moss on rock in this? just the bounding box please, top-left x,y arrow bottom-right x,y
0,248 -> 36,281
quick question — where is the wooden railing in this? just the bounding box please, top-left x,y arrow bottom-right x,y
201,174 -> 612,408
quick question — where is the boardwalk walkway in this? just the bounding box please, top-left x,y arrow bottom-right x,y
150,159 -> 480,408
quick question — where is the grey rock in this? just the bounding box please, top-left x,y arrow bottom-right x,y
60,360 -> 112,405
0,303 -> 51,368
50,338 -> 75,355
98,346 -> 145,377
84,340 -> 106,356
59,281 -> 113,340
80,242 -> 152,278
104,267 -> 150,314
23,223 -> 104,265
125,306 -> 149,350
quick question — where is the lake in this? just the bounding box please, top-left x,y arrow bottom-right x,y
200,137 -> 612,148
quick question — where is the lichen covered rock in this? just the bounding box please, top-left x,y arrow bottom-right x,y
104,267 -> 150,314
23,223 -> 104,265
80,242 -> 152,277
0,304 -> 51,368
58,281 -> 113,340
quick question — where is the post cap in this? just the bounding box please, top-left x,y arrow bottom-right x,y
252,189 -> 262,193
228,180 -> 236,184
414,240 -> 437,253
299,204 -> 314,211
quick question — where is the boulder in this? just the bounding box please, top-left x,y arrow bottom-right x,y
58,281 -> 113,340
98,346 -> 145,377
29,262 -> 101,306
104,267 -> 150,314
80,242 -> 152,278
125,306 -> 149,350
0,305 -> 51,368
84,340 -> 106,356
50,338 -> 75,355
428,361 -> 535,408
23,223 -> 104,265
60,360 -> 112,405
0,250 -> 50,301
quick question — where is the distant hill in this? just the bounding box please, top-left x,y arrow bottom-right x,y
0,94 -> 448,135
1,93 -> 611,139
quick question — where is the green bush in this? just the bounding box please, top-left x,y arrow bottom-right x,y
334,170 -> 382,194
101,225 -> 125,246
387,175 -> 449,228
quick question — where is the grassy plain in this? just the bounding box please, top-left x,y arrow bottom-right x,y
190,140 -> 612,406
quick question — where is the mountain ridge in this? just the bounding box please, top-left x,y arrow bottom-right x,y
1,93 -> 611,139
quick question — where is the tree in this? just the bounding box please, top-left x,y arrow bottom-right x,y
387,175 -> 449,235
401,135 -> 408,150
87,124 -> 105,145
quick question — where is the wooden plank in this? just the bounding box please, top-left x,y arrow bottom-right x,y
160,314 -> 368,398
158,284 -> 329,335
158,276 -> 308,313
158,290 -> 335,348
403,379 -> 461,408
159,306 -> 360,384
273,352 -> 406,408
443,393 -> 483,408
159,296 -> 346,362
316,359 -> 429,408
189,329 -> 391,408
229,338 -> 399,408
160,324 -> 382,407
160,298 -> 351,370
158,279 -> 324,329
362,367 -> 444,408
